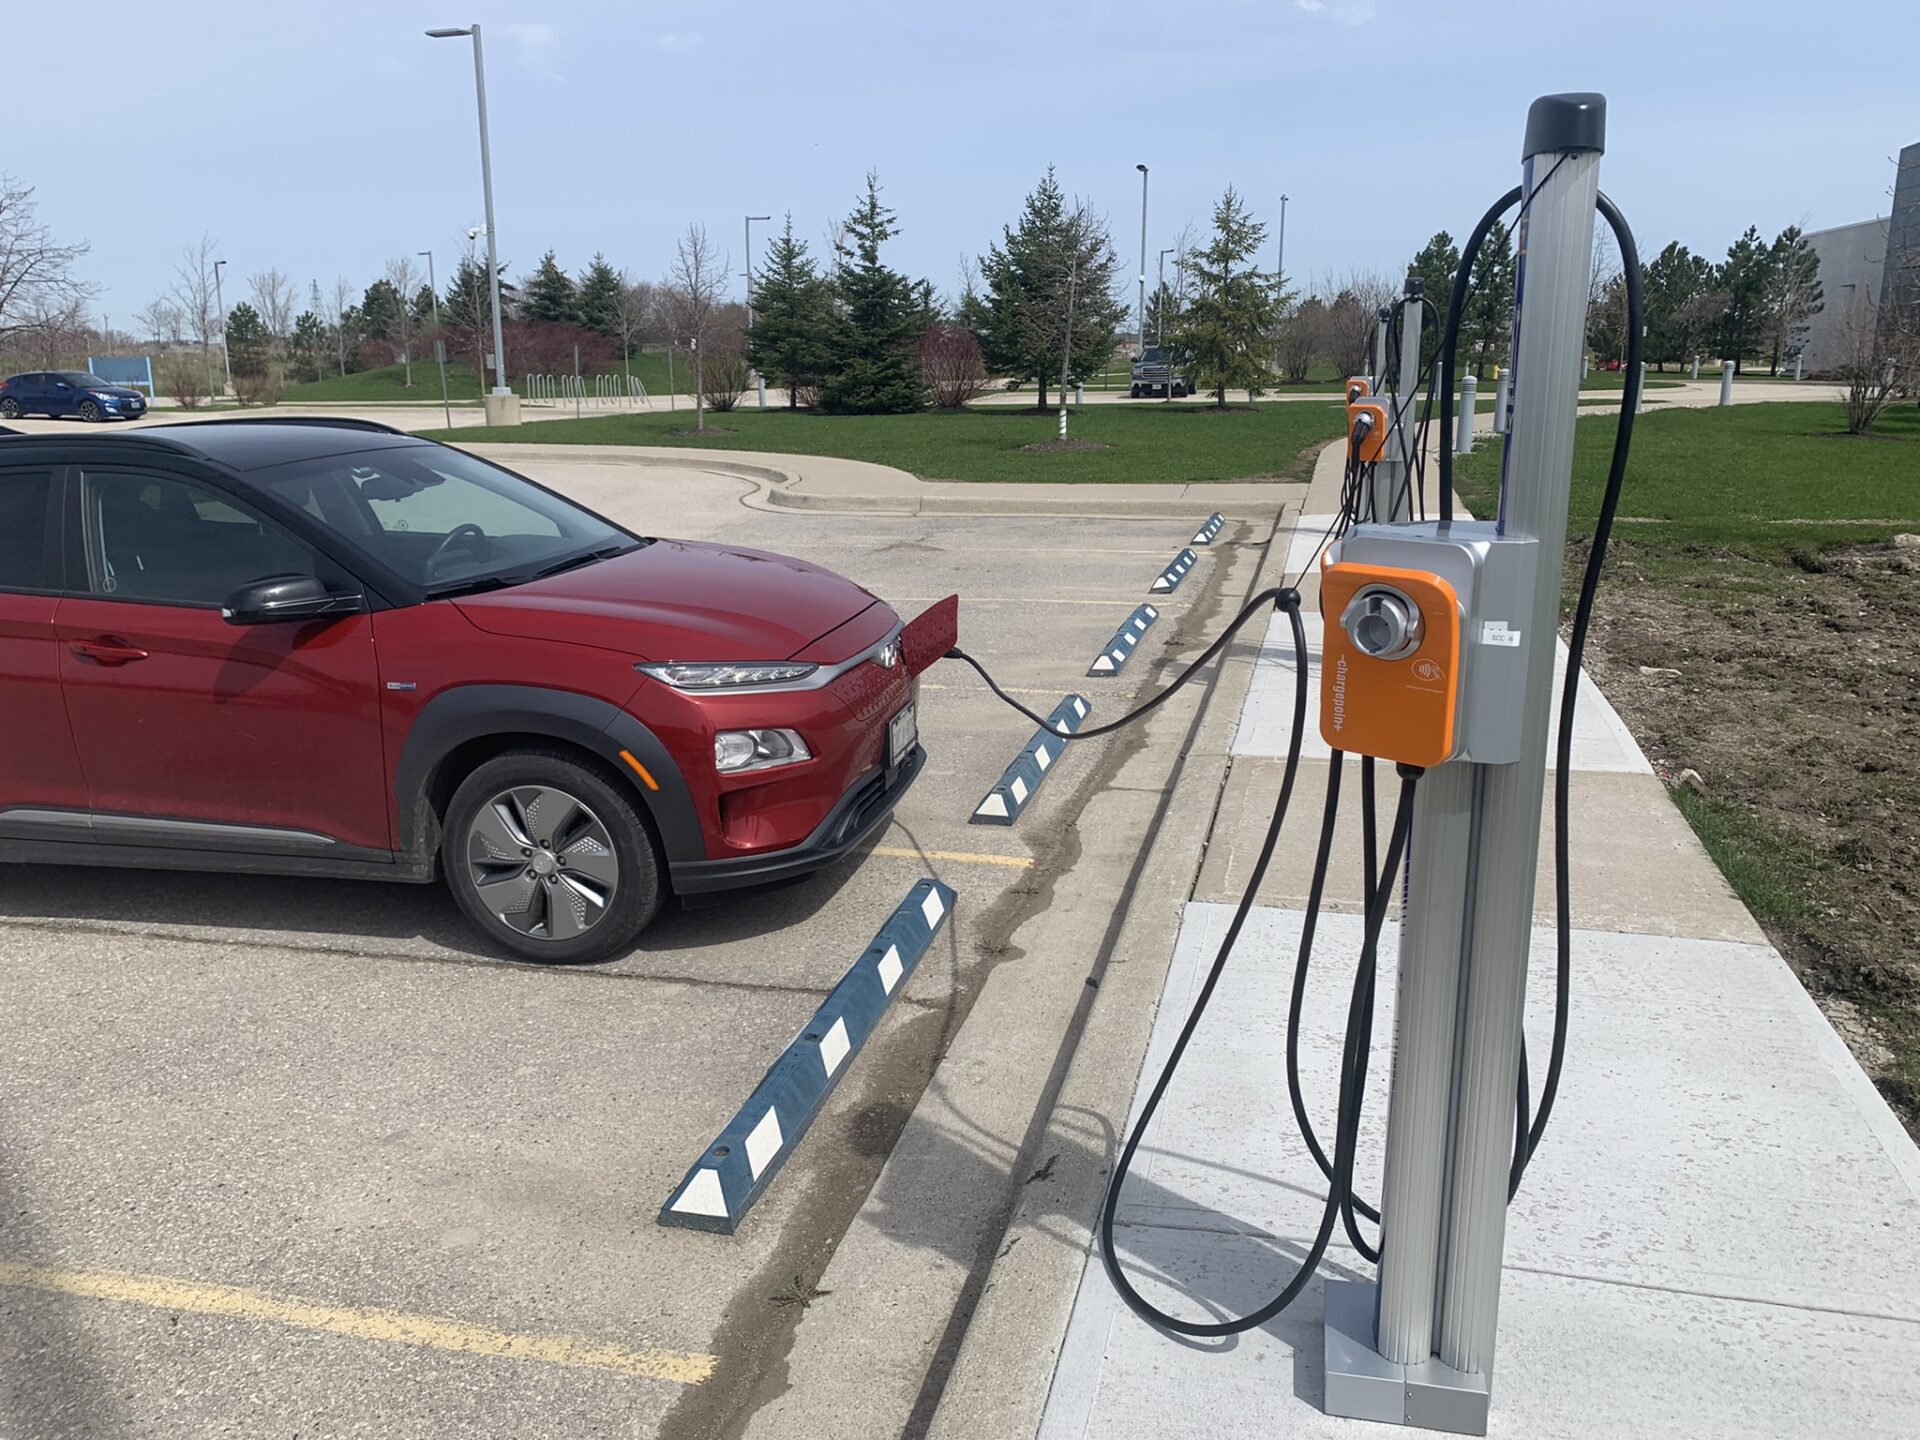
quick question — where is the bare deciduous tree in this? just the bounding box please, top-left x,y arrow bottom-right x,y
167,235 -> 222,395
137,297 -> 184,352
247,268 -> 295,347
662,224 -> 729,433
610,272 -> 655,392
0,174 -> 96,347
1314,268 -> 1397,379
1835,280 -> 1920,434
383,256 -> 423,387
323,277 -> 357,378
698,328 -> 752,413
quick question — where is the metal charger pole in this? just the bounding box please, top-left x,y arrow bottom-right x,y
1323,93 -> 1605,1435
1368,281 -> 1423,523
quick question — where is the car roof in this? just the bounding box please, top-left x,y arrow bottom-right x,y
0,417 -> 428,472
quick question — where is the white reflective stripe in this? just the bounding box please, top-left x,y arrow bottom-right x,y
670,1168 -> 730,1218
1090,656 -> 1115,673
819,1016 -> 851,1077
877,945 -> 904,993
1074,698 -> 1088,717
975,793 -> 1010,817
1011,776 -> 1028,803
745,1108 -> 784,1181
1034,746 -> 1051,771
920,888 -> 945,927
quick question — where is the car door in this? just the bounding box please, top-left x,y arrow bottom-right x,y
0,464 -> 90,830
45,374 -> 80,417
16,373 -> 50,416
54,462 -> 393,856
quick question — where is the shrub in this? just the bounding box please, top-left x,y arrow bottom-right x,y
163,357 -> 208,409
918,323 -> 986,408
699,332 -> 751,413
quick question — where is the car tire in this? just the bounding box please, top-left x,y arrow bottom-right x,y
78,400 -> 102,422
442,746 -> 663,964
0,398 -> 18,420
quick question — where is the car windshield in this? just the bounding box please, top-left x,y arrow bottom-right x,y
255,444 -> 642,594
58,372 -> 113,388
1137,349 -> 1164,365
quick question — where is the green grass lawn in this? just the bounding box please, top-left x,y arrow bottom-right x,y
443,400 -> 1349,484
284,352 -> 684,405
1573,370 -> 1685,391
1455,399 -> 1920,1130
1453,402 -> 1920,563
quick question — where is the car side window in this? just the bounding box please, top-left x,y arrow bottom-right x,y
79,470 -> 323,607
0,470 -> 54,592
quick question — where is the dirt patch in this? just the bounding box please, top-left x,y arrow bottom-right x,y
1582,537 -> 1920,1135
1017,438 -> 1113,454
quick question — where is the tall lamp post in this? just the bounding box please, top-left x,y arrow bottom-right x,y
743,214 -> 772,327
419,249 -> 452,429
1155,246 -> 1177,348
427,24 -> 512,417
1276,193 -> 1290,288
1134,163 -> 1149,357
212,258 -> 233,399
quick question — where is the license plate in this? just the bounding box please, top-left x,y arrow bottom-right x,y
888,704 -> 917,767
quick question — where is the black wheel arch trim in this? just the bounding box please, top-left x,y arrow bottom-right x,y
393,684 -> 706,869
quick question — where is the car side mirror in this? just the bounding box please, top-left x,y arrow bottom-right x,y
221,574 -> 363,626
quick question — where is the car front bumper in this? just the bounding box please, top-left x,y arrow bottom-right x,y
668,743 -> 926,894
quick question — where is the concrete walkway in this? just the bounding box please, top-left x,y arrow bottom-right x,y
922,435 -> 1920,1440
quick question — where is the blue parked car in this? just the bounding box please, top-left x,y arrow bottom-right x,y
0,370 -> 149,422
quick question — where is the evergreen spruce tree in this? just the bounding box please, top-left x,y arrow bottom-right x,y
576,252 -> 624,342
225,302 -> 270,378
746,215 -> 835,407
520,250 -> 579,325
819,174 -> 928,414
976,168 -> 1126,409
289,311 -> 327,382
411,283 -> 440,329
360,279 -> 404,341
1463,220 -> 1515,378
1406,231 -> 1461,321
1169,186 -> 1284,405
1643,242 -> 1714,369
1714,226 -> 1770,372
1761,225 -> 1823,374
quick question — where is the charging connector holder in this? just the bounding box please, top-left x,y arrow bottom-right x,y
1321,523 -> 1539,769
1347,400 -> 1390,462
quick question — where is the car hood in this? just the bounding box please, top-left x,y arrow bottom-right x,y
452,539 -> 881,661
96,387 -> 146,399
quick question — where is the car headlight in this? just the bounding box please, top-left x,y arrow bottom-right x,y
639,661 -> 819,689
714,728 -> 811,773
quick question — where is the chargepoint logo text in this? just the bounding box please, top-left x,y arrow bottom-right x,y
1331,654 -> 1349,733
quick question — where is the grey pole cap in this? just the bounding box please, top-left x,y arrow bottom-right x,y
1522,92 -> 1606,160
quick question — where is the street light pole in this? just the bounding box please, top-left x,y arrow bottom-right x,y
1276,193 -> 1289,289
428,25 -> 509,399
420,248 -> 452,430
212,258 -> 233,400
1156,246 -> 1176,348
1135,163 -> 1149,357
743,214 -> 772,327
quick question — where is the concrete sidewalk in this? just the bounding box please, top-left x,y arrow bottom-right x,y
925,437 -> 1920,1440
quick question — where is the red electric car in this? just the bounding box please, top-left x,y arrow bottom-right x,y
0,418 -> 942,962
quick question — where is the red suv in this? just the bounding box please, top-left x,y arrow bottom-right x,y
0,419 -> 942,961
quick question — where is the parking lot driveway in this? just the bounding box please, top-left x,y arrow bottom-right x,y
0,457 -> 1275,1438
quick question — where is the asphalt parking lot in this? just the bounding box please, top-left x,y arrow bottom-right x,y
0,446 -> 1282,1439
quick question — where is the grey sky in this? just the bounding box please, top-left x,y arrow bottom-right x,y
12,0 -> 1918,323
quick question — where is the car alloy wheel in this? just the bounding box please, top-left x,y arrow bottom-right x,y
78,400 -> 101,422
465,783 -> 619,942
0,398 -> 18,419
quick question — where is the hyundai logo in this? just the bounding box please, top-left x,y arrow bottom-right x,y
876,639 -> 901,670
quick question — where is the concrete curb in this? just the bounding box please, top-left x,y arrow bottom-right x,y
659,879 -> 956,1235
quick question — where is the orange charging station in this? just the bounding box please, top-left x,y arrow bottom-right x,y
1320,559 -> 1463,770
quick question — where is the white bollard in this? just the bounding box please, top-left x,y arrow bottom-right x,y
1792,354 -> 1803,382
1492,367 -> 1509,434
757,375 -> 767,409
1076,381 -> 1086,406
1582,354 -> 1589,380
1719,359 -> 1734,406
1690,354 -> 1700,380
1637,361 -> 1648,412
1456,372 -> 1477,454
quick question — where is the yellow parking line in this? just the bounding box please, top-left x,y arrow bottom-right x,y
868,845 -> 1033,870
0,1257 -> 716,1386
